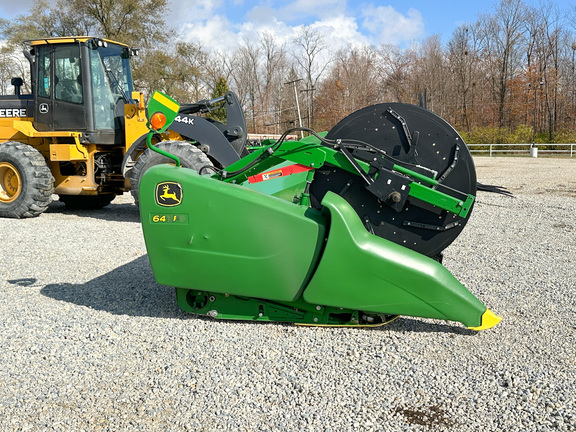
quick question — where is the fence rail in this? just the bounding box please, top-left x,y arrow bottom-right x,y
468,143 -> 575,157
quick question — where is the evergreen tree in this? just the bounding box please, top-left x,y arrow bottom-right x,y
207,77 -> 229,123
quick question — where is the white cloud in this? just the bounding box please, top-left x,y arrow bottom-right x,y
307,15 -> 370,52
172,0 -> 223,22
245,6 -> 279,26
180,15 -> 241,53
179,12 -> 370,55
174,1 -> 425,54
237,18 -> 296,47
360,5 -> 425,46
243,0 -> 347,24
180,15 -> 299,53
278,0 -> 347,21
236,13 -> 367,53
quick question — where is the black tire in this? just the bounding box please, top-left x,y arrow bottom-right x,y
129,141 -> 213,205
58,194 -> 115,209
0,141 -> 54,218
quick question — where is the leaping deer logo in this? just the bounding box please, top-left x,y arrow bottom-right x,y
155,182 -> 182,206
160,184 -> 181,203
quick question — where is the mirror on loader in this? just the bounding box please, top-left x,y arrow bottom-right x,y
145,91 -> 181,166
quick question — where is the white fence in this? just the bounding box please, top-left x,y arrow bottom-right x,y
468,143 -> 575,157
247,133 -> 298,144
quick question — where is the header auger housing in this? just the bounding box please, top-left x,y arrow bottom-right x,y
139,92 -> 501,331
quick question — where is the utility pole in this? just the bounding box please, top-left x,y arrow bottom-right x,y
285,79 -> 304,138
301,86 -> 315,129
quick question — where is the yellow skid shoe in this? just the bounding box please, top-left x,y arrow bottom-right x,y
467,309 -> 502,331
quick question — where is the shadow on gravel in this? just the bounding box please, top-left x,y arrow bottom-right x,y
38,256 -> 477,334
45,200 -> 141,223
40,255 -> 185,319
385,317 -> 477,335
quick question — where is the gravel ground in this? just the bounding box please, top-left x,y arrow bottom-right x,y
1,156 -> 575,431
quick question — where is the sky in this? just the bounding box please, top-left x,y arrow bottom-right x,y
0,0 -> 574,52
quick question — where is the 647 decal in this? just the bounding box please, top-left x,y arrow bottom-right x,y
173,115 -> 195,126
151,213 -> 188,224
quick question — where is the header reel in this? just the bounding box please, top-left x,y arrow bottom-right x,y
314,103 -> 476,258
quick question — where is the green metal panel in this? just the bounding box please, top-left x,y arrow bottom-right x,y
393,163 -> 438,184
302,191 -> 487,328
147,91 -> 179,132
219,134 -> 371,185
139,164 -> 326,303
145,92 -> 182,166
242,162 -> 310,202
408,182 -> 475,217
177,290 -> 343,325
388,164 -> 474,217
175,289 -> 399,326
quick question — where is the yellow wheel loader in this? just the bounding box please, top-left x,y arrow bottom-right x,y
0,37 -> 247,218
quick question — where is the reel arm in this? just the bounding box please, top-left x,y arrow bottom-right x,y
216,132 -> 474,219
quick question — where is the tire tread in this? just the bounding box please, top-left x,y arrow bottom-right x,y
0,141 -> 54,218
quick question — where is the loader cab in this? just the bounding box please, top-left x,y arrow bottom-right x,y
29,37 -> 135,144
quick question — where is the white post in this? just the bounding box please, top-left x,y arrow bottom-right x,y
285,79 -> 304,139
293,82 -> 304,139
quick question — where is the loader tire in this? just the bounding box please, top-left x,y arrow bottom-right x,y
0,141 -> 54,218
58,194 -> 115,209
129,141 -> 213,205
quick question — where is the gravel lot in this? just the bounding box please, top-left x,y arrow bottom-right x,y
1,156 -> 575,431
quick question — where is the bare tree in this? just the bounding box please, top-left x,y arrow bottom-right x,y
292,26 -> 331,128
259,33 -> 289,134
175,41 -> 210,101
410,35 -> 449,117
538,4 -> 567,141
1,0 -> 169,49
231,38 -> 262,132
205,50 -> 237,92
447,24 -> 482,131
374,44 -> 412,103
478,0 -> 527,130
0,44 -> 31,93
314,45 -> 379,129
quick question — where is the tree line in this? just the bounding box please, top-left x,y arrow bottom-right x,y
2,0 -> 576,143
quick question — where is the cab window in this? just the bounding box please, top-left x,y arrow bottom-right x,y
37,45 -> 51,98
54,45 -> 83,104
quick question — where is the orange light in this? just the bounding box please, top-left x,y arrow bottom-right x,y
150,112 -> 167,131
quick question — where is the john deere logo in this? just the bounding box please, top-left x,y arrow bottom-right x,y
155,182 -> 182,207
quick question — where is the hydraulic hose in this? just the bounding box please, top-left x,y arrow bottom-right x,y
146,131 -> 181,167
